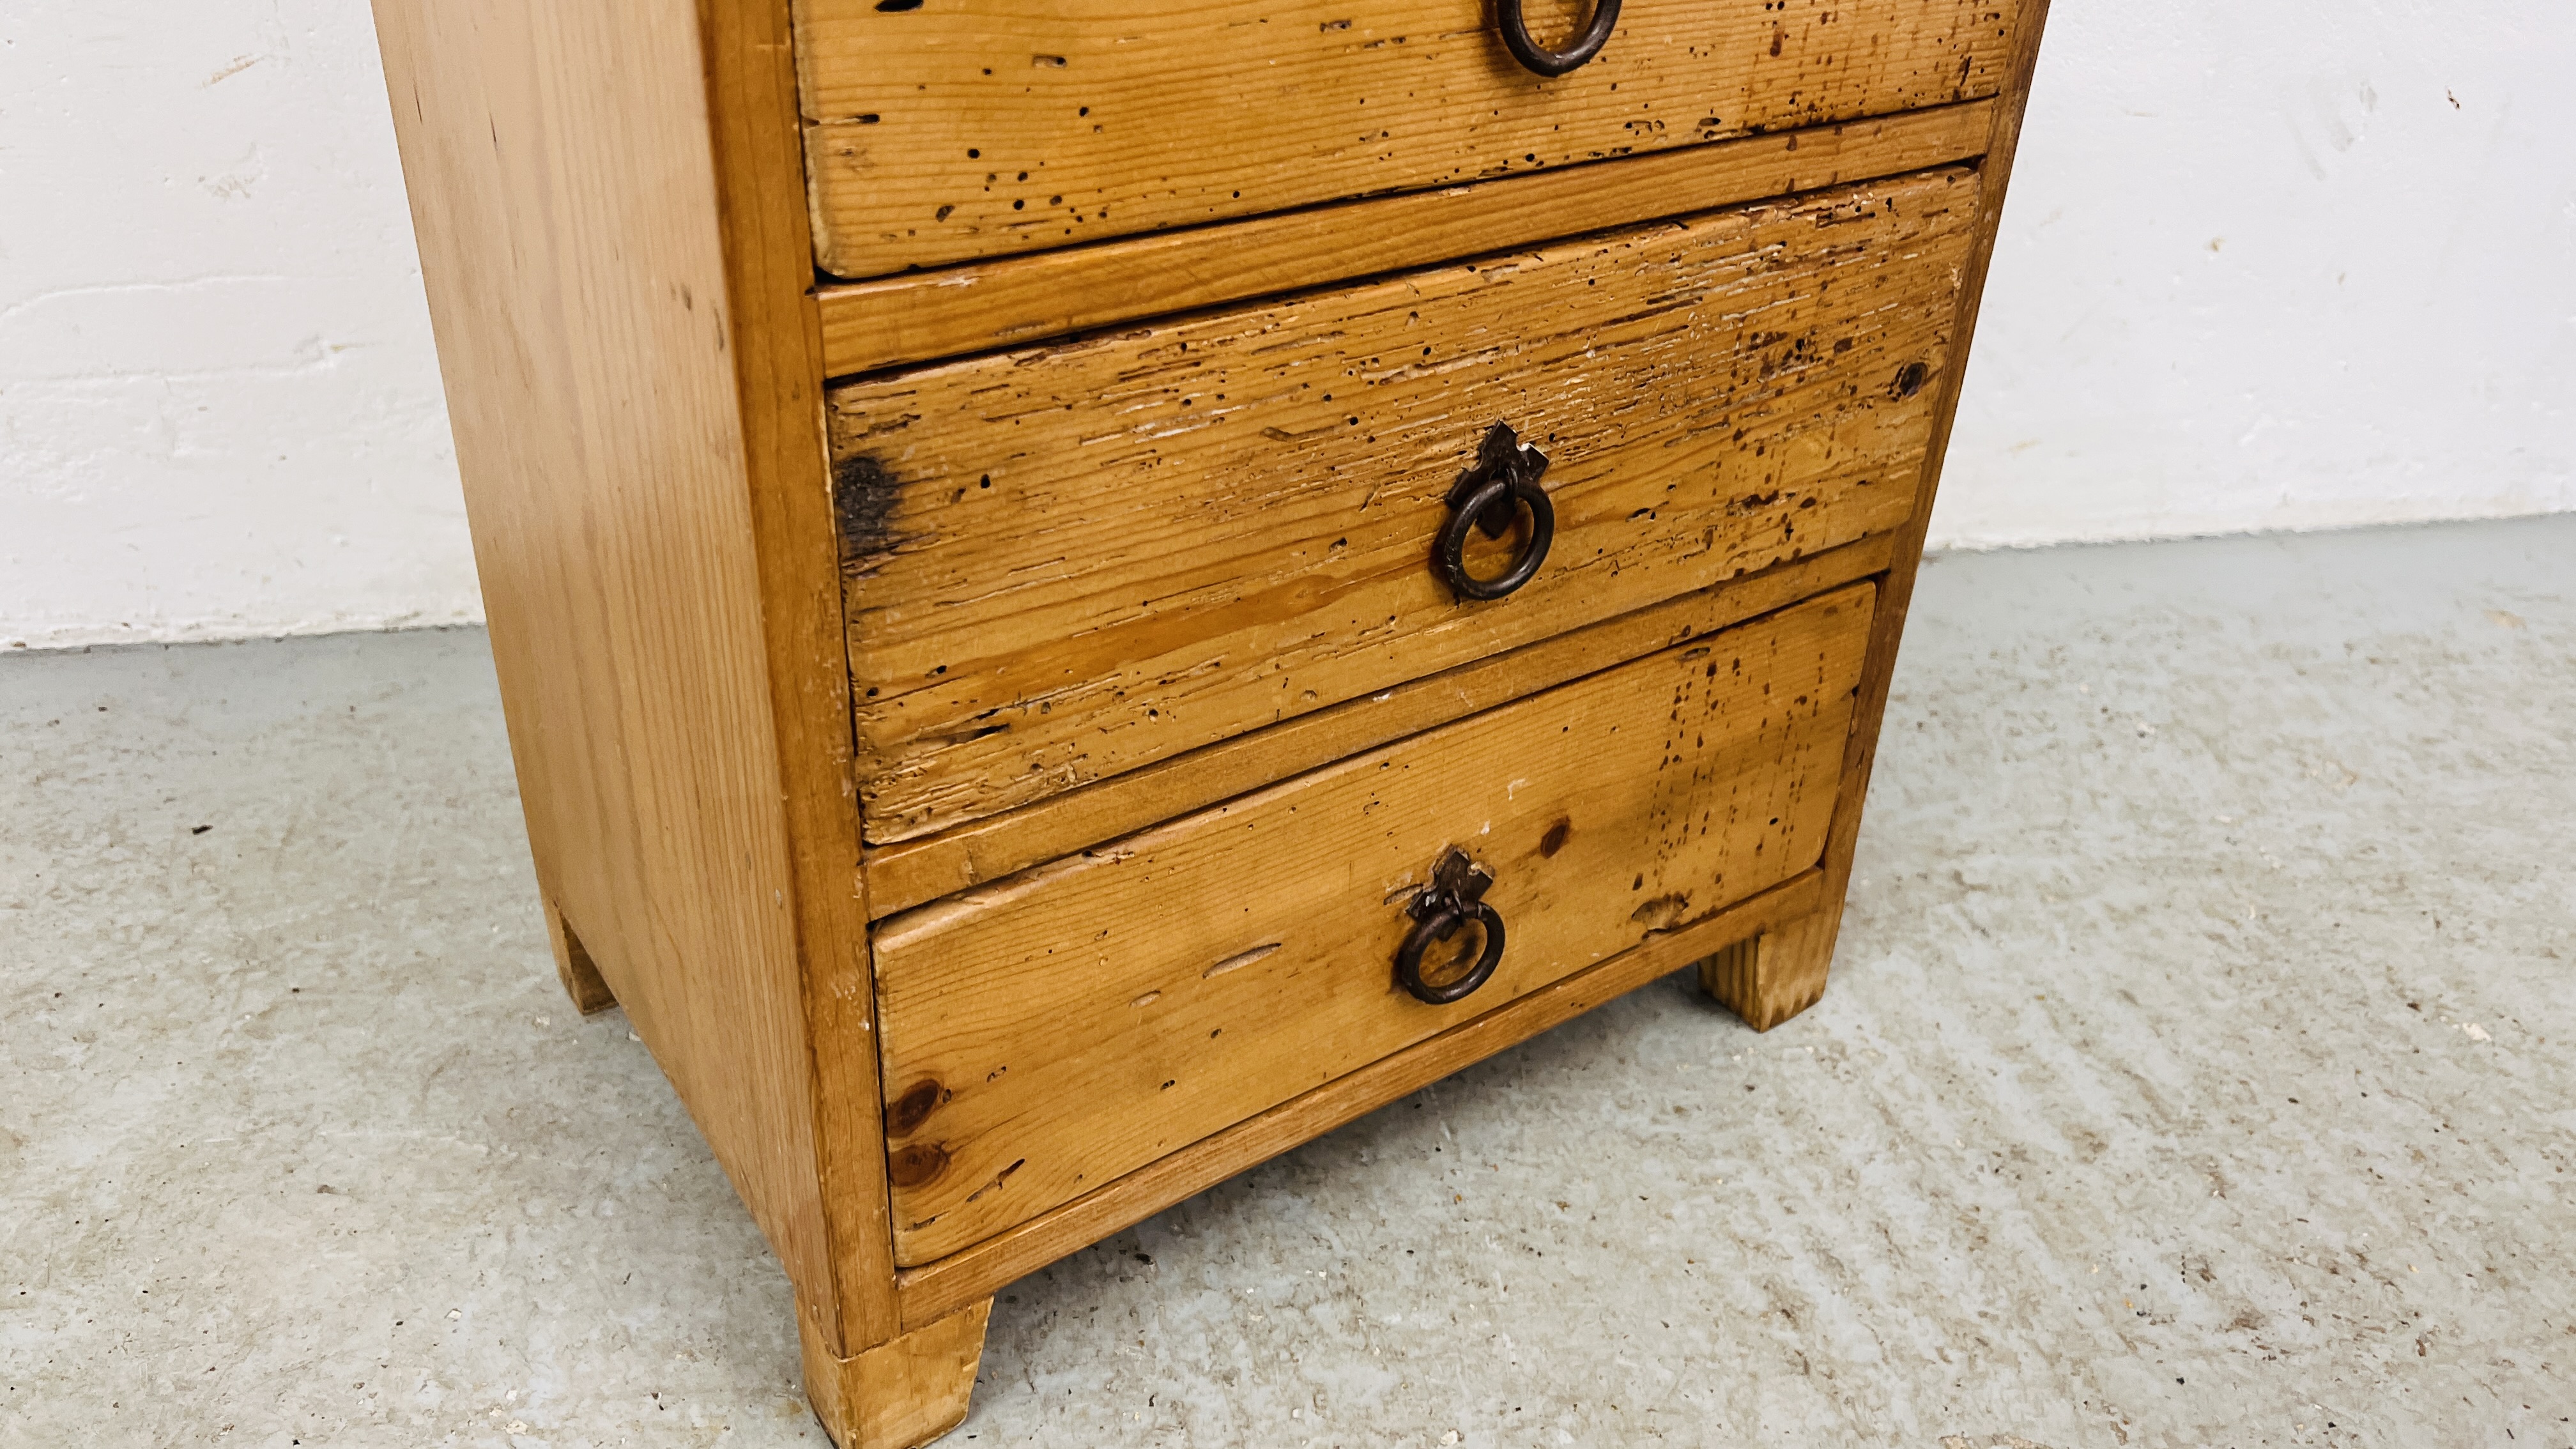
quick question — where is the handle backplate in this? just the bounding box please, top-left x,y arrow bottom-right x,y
1438,420 -> 1556,602
1397,848 -> 1508,1005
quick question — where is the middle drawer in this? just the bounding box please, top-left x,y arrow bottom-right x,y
871,583 -> 1874,1265
831,166 -> 1979,846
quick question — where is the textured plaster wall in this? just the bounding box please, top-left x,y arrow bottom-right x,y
4,1 -> 2572,648
1935,1 -> 2576,546
1,1 -> 471,648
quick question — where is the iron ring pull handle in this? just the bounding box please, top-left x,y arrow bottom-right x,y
1397,848 -> 1508,1006
1439,420 -> 1556,602
1496,0 -> 1623,78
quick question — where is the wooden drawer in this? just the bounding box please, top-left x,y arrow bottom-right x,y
791,0 -> 2021,277
871,583 -> 1873,1264
831,166 -> 1977,846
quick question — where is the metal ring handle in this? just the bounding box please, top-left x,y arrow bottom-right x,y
1438,473 -> 1554,601
1396,901 -> 1507,1005
1496,0 -> 1623,78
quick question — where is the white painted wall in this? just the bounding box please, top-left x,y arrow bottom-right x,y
1938,1 -> 2576,546
5,3 -> 2571,649
1,0 -> 472,649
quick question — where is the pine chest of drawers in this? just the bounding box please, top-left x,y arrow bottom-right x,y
374,2 -> 2048,1443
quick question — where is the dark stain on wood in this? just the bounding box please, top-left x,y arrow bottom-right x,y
1538,816 -> 1573,858
832,453 -> 905,572
888,1140 -> 950,1188
886,1077 -> 946,1137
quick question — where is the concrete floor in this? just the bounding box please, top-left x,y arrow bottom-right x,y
5,517 -> 2572,1448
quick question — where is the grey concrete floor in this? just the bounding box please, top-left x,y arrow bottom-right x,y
5,517 -> 2572,1449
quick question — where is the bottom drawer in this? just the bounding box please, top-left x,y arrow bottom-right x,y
871,583 -> 1877,1265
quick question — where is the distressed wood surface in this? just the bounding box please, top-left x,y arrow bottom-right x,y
829,167 -> 1977,845
798,1295 -> 990,1449
862,534 -> 1895,918
893,866 -> 1827,1327
1698,908 -> 1837,1031
870,585 -> 1873,1264
814,102 -> 1995,378
791,0 -> 2019,277
374,0 -> 2052,1418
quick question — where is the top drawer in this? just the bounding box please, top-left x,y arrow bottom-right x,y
792,0 -> 2022,277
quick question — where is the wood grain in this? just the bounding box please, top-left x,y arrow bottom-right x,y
372,0 -> 844,1333
862,534 -> 1896,918
799,1294 -> 990,1449
790,0 -> 2020,277
815,103 -> 1996,378
690,0 -> 907,1354
894,867 -> 1826,1328
831,167 -> 1979,846
872,585 -> 1873,1264
1698,909 -> 1836,1031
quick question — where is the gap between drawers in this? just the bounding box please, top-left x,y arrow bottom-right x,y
862,532 -> 1897,919
813,102 -> 1997,380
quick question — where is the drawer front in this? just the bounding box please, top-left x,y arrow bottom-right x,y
831,167 -> 1975,846
871,583 -> 1874,1264
792,0 -> 2020,277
